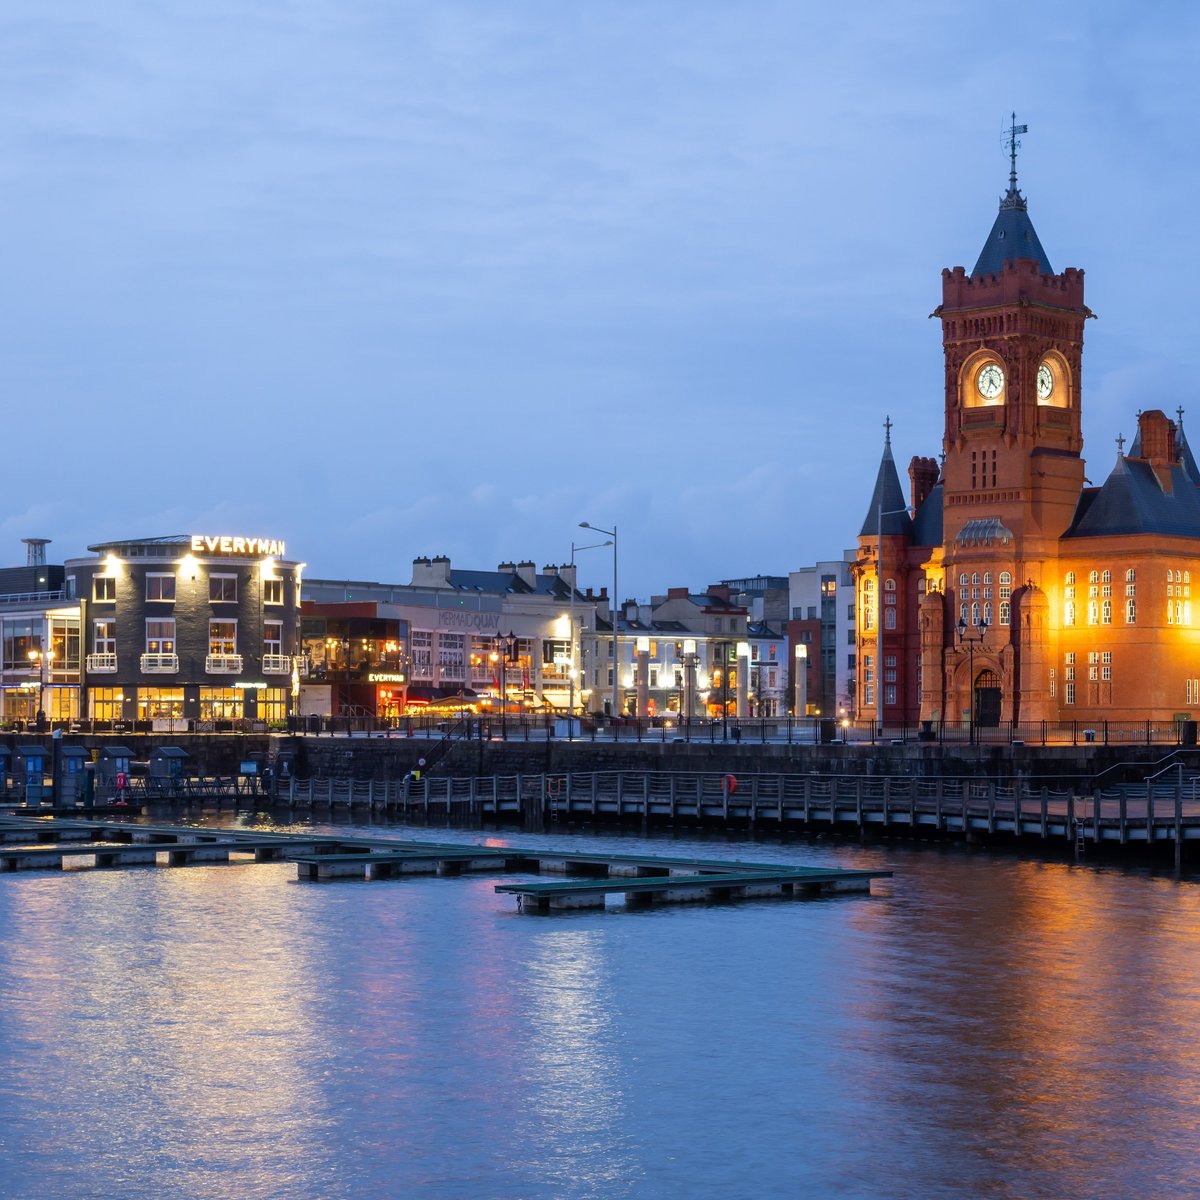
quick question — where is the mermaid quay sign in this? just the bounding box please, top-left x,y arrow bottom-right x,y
190,535 -> 286,557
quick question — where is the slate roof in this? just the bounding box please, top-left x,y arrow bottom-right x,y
446,567 -> 575,600
1064,453 -> 1200,539
859,436 -> 914,539
972,188 -> 1053,278
912,482 -> 943,548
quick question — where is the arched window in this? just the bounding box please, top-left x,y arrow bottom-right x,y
999,571 -> 1012,586
999,600 -> 1011,625
971,602 -> 980,626
1065,601 -> 1076,627
1102,599 -> 1112,625
1126,597 -> 1136,623
983,601 -> 993,626
1089,570 -> 1099,584
971,572 -> 980,585
884,577 -> 896,591
1126,568 -> 1136,582
1066,571 -> 1076,585
1102,569 -> 1112,583
1087,600 -> 1098,625
960,602 -> 968,625
983,572 -> 993,585
959,573 -> 968,587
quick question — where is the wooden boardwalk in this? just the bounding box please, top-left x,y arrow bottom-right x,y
0,815 -> 889,913
280,770 -> 1200,863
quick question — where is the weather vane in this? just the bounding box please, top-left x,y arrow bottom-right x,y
1003,112 -> 1028,193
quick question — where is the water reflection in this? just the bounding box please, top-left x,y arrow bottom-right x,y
0,825 -> 1197,1199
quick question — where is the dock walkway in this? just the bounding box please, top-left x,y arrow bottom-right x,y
0,816 -> 889,912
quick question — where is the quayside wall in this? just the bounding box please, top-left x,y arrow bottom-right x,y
3,732 -> 1196,787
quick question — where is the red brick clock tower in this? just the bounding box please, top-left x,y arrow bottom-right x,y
926,117 -> 1091,726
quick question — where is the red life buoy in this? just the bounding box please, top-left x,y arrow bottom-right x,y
115,772 -> 128,790
723,773 -> 738,795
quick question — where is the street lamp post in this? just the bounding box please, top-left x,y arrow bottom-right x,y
27,647 -> 54,730
497,630 -> 517,739
579,521 -> 618,720
569,538 -> 613,719
956,616 -> 989,744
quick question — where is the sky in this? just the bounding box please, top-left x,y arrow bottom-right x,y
3,1 -> 1200,600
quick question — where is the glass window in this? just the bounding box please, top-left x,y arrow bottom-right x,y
1065,571 -> 1076,585
139,688 -> 184,720
1102,570 -> 1112,583
90,688 -> 123,721
1126,598 -> 1136,624
983,572 -> 993,584
1102,599 -> 1112,624
263,579 -> 283,605
1126,568 -> 1136,582
264,620 -> 283,656
209,575 -> 237,602
94,619 -> 116,655
884,607 -> 896,629
999,600 -> 1010,625
209,621 -> 237,655
1089,570 -> 1099,584
146,574 -> 176,602
146,619 -> 176,653
94,576 -> 116,602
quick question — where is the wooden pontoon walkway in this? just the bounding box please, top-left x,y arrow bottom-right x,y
0,815 -> 889,912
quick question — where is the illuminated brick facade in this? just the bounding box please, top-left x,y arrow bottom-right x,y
858,164 -> 1200,728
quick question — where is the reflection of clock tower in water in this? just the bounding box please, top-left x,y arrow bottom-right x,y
925,120 -> 1090,725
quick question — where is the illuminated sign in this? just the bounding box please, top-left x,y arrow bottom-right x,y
368,672 -> 407,684
191,535 -> 286,557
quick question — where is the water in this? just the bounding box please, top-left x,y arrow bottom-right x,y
0,819 -> 1197,1199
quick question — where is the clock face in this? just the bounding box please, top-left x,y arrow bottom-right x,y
977,363 -> 1004,400
1037,362 -> 1054,400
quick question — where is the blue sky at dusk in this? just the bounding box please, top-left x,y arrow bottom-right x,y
3,2 -> 1198,597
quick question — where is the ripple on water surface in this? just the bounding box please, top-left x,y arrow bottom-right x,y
0,822 -> 1197,1199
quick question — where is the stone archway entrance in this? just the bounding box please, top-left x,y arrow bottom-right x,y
975,669 -> 1002,728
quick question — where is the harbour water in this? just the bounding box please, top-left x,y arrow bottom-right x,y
0,819 -> 1197,1199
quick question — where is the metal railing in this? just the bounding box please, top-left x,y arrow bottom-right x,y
85,653 -> 118,673
261,654 -> 291,674
205,654 -> 244,674
139,653 -> 179,673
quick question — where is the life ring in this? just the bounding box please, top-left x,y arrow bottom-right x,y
723,774 -> 738,795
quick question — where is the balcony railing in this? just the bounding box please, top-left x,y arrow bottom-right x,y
140,652 -> 179,673
86,653 -> 118,673
262,654 -> 291,674
205,654 -> 244,674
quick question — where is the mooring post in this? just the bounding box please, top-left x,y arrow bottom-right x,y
1176,776 -> 1184,874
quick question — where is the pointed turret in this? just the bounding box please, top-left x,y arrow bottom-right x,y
859,420 -> 914,538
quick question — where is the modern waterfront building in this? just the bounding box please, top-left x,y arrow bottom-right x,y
0,540 -> 78,726
63,534 -> 304,727
302,557 -> 605,717
788,552 -> 858,718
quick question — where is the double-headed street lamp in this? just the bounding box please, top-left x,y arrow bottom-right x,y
956,615 -> 989,743
579,521 -> 618,719
27,647 -> 54,730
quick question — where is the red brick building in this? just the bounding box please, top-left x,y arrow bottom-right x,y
857,151 -> 1200,730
